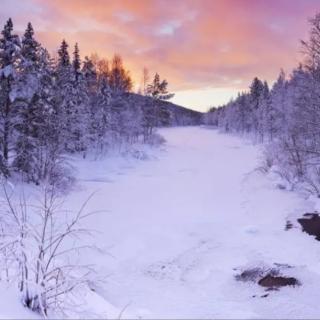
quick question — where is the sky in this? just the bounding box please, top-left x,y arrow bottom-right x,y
0,0 -> 319,112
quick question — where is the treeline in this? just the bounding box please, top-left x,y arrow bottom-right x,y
124,92 -> 203,126
204,12 -> 320,196
0,18 -> 200,186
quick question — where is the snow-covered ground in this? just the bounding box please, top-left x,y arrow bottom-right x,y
0,283 -> 41,319
2,126 -> 320,319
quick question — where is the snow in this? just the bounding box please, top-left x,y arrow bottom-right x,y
0,283 -> 41,319
2,126 -> 320,318
63,126 -> 320,319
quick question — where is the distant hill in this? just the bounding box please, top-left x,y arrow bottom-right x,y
124,92 -> 203,126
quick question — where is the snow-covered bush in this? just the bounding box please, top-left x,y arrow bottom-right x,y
0,184 -> 99,316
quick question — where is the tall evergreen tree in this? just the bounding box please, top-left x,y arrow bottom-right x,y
56,39 -> 74,151
91,77 -> 112,152
0,18 -> 21,176
82,56 -> 97,93
72,42 -> 81,81
13,22 -> 41,181
58,39 -> 70,67
145,73 -> 174,135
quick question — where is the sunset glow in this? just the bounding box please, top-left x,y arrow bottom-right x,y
2,0 -> 319,111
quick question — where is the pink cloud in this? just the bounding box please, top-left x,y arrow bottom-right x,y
1,0 -> 319,105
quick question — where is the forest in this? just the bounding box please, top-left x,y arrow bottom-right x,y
0,18 -> 201,187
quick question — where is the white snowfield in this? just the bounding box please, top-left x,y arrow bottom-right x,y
2,126 -> 320,319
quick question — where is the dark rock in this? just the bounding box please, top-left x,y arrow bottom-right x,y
236,265 -> 300,293
258,274 -> 299,288
298,213 -> 320,240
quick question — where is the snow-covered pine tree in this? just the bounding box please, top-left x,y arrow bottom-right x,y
70,43 -> 90,153
256,81 -> 271,142
72,42 -> 81,81
82,55 -> 97,93
55,39 -> 79,152
269,70 -> 287,139
249,77 -> 265,137
58,39 -> 70,67
32,48 -> 61,184
12,22 -> 42,182
55,40 -> 72,138
0,18 -> 21,176
91,77 -> 112,153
